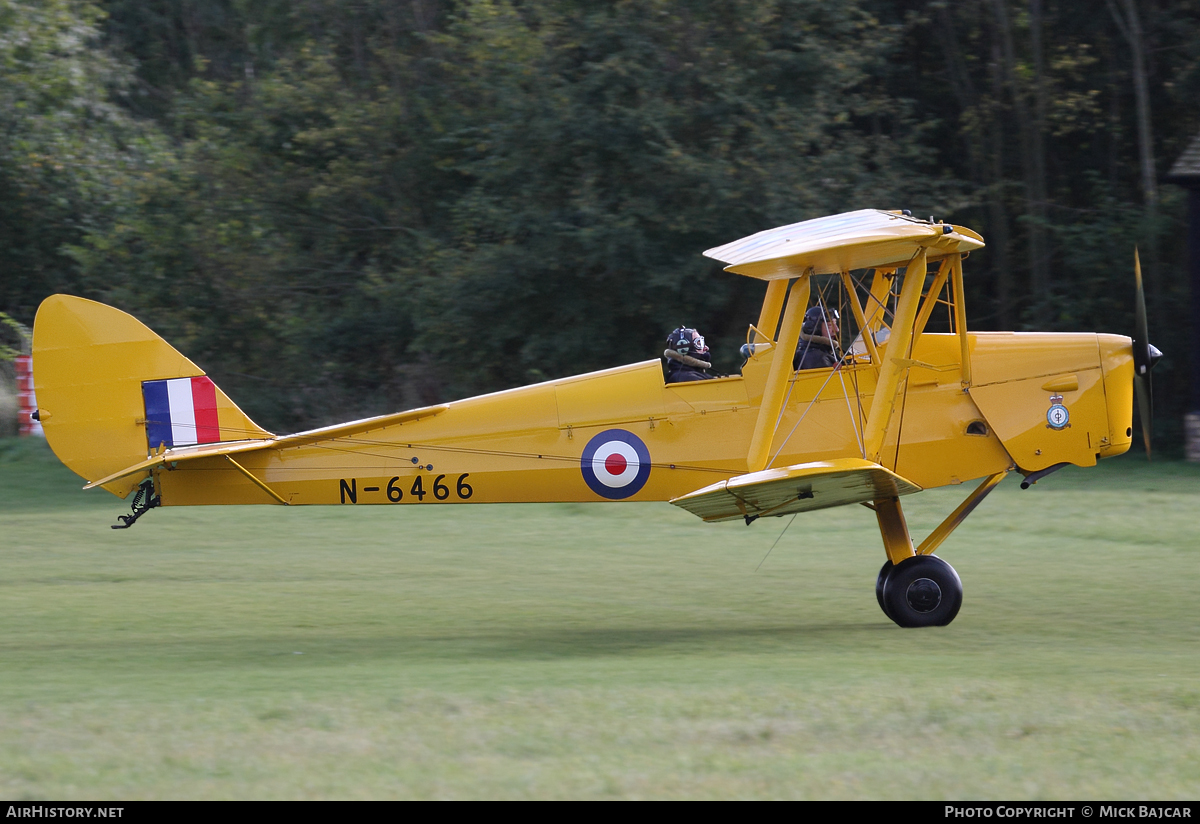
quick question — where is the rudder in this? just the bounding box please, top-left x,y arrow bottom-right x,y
32,295 -> 273,497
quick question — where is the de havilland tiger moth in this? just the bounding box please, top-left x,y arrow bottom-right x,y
29,209 -> 1161,627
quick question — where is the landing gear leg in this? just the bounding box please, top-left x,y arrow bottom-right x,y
872,494 -> 963,627
874,495 -> 915,566
872,495 -> 917,626
873,472 -> 1006,626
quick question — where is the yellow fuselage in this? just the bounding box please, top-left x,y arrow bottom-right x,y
155,331 -> 1134,507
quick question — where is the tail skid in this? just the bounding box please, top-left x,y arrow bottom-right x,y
110,478 -> 160,529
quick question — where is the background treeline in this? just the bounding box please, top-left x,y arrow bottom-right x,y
1,0 -> 1197,449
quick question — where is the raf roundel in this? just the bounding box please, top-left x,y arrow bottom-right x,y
580,429 -> 652,500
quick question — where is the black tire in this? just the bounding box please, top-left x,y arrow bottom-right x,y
881,555 -> 963,628
875,560 -> 895,620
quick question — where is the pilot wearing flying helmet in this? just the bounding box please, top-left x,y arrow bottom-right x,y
793,305 -> 840,370
664,326 -> 715,383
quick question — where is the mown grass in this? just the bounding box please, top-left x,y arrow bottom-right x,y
0,437 -> 1197,799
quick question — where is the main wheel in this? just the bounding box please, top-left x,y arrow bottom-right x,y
881,555 -> 963,628
875,560 -> 895,620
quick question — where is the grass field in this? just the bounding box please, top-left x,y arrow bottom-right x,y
1,436 -> 1197,799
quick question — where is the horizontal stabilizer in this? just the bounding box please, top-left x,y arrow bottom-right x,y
669,458 -> 922,523
82,439 -> 277,489
704,209 -> 984,281
81,402 -> 452,489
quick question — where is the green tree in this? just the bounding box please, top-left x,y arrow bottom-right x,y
0,0 -> 163,321
44,0 -> 1199,451
76,0 -> 948,429
411,0 -> 950,394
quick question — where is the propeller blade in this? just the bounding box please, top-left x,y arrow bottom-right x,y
1135,370 -> 1152,460
1133,249 -> 1150,376
1131,248 -> 1161,459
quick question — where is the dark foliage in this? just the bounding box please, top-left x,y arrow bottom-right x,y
1,0 -> 1197,450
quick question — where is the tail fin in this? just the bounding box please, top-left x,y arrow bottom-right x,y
32,295 -> 273,497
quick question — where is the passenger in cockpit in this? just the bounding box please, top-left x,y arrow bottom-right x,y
793,306 -> 840,370
664,326 -> 715,383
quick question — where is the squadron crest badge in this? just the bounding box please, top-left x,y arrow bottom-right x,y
1045,393 -> 1070,430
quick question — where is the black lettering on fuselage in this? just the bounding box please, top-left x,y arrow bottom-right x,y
339,478 -> 357,504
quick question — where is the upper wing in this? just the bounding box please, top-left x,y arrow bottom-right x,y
670,458 -> 922,523
704,209 -> 984,281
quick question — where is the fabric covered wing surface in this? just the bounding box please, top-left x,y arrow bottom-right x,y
670,458 -> 922,522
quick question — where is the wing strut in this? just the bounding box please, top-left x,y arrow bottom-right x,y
911,258 -> 953,350
840,269 -> 880,375
862,249 -> 927,465
754,279 -> 789,344
746,272 -> 810,472
951,254 -> 972,388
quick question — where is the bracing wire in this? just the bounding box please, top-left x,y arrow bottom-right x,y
766,277 -> 860,468
756,512 -> 798,572
835,365 -> 865,458
766,365 -> 842,468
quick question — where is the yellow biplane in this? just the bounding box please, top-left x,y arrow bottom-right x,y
31,209 -> 1161,627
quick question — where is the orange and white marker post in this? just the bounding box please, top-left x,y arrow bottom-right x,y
15,355 -> 43,437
